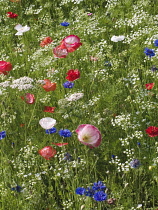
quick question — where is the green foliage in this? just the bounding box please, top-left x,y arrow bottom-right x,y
0,0 -> 158,209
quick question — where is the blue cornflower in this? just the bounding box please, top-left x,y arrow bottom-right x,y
92,181 -> 106,191
137,142 -> 141,146
75,187 -> 85,195
45,127 -> 57,134
151,65 -> 158,72
60,22 -> 70,26
144,48 -> 155,57
154,39 -> 158,47
130,159 -> 141,168
84,187 -> 95,197
63,81 -> 74,88
93,191 -> 108,201
111,155 -> 115,159
58,129 -> 72,137
0,131 -> 6,140
11,185 -> 22,192
104,61 -> 112,67
63,152 -> 73,161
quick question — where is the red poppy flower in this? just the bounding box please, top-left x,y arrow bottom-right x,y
66,69 -> 80,81
53,45 -> 68,58
145,126 -> 158,137
40,37 -> 53,47
7,12 -> 18,18
52,143 -> 68,147
145,83 -> 155,90
21,93 -> 35,104
38,146 -> 56,160
20,124 -> 25,127
60,35 -> 82,53
42,79 -> 56,92
44,106 -> 56,113
0,61 -> 12,75
10,0 -> 21,2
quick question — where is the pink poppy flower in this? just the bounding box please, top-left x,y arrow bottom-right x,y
60,35 -> 82,53
145,83 -> 155,90
21,93 -> 35,104
0,61 -> 12,75
53,45 -> 68,58
75,124 -> 102,148
38,146 -> 56,160
52,143 -> 68,147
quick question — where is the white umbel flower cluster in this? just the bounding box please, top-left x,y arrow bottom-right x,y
66,92 -> 84,101
10,76 -> 34,90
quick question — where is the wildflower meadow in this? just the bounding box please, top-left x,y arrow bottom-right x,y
1,0 -> 158,209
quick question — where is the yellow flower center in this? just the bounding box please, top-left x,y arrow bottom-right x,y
82,135 -> 90,142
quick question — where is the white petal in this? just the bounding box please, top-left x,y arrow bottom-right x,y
39,117 -> 56,129
14,24 -> 23,30
22,26 -> 30,32
15,32 -> 23,35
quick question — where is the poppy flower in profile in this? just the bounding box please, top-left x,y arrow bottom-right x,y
145,126 -> 158,137
75,124 -> 102,148
38,146 -> 56,160
53,45 -> 68,58
7,12 -> 18,18
42,79 -> 56,92
52,142 -> 68,147
21,93 -> 35,104
39,117 -> 56,129
0,61 -> 12,75
66,69 -> 80,81
44,106 -> 56,113
60,35 -> 82,53
145,83 -> 155,90
40,37 -> 53,47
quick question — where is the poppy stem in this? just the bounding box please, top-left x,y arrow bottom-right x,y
27,90 -> 39,129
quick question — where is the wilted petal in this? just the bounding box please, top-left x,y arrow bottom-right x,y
44,106 -> 56,113
52,143 -> 68,147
